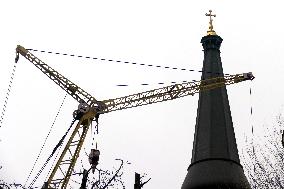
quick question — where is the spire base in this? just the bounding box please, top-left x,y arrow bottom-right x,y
207,30 -> 217,36
182,159 -> 251,189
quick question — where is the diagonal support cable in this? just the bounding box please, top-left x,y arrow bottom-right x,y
24,94 -> 68,187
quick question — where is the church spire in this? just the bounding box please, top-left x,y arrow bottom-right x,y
181,11 -> 251,189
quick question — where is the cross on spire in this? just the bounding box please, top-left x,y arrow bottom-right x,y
205,10 -> 217,35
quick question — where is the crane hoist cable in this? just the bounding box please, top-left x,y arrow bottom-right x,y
28,119 -> 76,188
0,61 -> 18,128
15,45 -> 255,189
24,94 -> 68,187
249,83 -> 257,174
45,137 -> 66,183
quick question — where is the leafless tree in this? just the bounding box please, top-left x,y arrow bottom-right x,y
83,159 -> 130,189
0,158 -> 127,189
1,158 -> 150,189
242,112 -> 284,188
0,181 -> 39,189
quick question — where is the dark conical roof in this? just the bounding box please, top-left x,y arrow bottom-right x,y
181,35 -> 251,189
192,35 -> 240,163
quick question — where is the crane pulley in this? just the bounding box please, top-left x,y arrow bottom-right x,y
15,45 -> 254,189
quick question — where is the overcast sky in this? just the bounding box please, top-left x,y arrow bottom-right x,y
0,0 -> 283,188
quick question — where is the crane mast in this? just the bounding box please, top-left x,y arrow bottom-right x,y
15,45 -> 254,189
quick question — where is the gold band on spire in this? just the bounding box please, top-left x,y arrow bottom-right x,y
205,10 -> 217,35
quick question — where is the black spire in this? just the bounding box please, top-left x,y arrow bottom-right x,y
192,35 -> 241,164
181,11 -> 251,189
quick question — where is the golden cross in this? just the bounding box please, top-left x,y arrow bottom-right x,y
205,10 -> 217,35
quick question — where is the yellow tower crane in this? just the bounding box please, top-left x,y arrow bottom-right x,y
15,45 -> 254,189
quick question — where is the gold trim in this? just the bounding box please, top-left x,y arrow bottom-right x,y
205,10 -> 217,36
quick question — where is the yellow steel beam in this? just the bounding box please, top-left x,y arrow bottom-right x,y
47,110 -> 96,189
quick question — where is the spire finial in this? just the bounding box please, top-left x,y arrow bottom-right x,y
205,10 -> 217,35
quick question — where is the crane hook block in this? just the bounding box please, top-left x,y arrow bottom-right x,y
243,72 -> 255,81
89,149 -> 100,173
15,52 -> 19,63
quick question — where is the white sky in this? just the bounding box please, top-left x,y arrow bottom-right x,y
0,0 -> 283,188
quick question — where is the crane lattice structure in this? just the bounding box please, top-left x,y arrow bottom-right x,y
15,45 -> 254,189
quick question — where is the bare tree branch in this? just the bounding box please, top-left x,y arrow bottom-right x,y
242,112 -> 284,188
